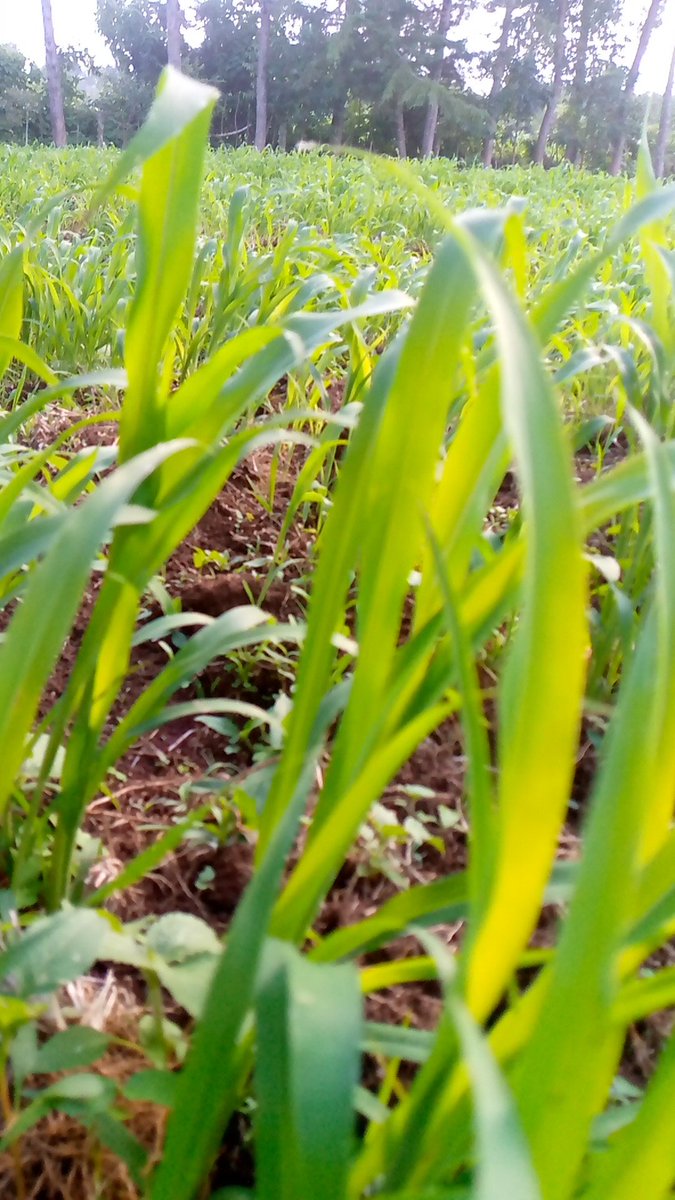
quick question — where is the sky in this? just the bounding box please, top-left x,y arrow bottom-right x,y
1,0 -> 674,94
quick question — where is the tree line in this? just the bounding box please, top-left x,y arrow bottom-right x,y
1,0 -> 674,175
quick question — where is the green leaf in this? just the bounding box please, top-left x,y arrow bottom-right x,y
1,1074 -> 117,1150
0,909 -> 111,998
362,1022 -> 435,1065
116,71 -> 218,462
154,957 -> 220,1020
312,872 -> 469,964
92,1112 -> 148,1188
123,1069 -> 178,1108
33,1026 -> 111,1074
0,996 -> 42,1033
255,941 -> 362,1200
461,221 -> 587,1022
584,1026 -> 675,1200
0,246 -> 25,379
92,69 -> 219,214
146,913 -> 221,963
149,766 -> 317,1200
0,439 -> 195,821
0,335 -> 56,388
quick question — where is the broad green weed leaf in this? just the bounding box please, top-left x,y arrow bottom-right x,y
146,913 -> 221,962
33,1026 -> 110,1074
0,909 -> 110,997
123,1070 -> 178,1107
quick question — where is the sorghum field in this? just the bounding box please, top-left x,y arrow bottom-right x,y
0,71 -> 674,1200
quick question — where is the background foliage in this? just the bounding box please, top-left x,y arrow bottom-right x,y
0,0 -> 673,173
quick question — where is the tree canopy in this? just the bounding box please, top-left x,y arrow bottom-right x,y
0,0 -> 673,174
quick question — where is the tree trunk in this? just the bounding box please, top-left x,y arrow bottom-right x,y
534,96 -> 560,168
565,0 -> 594,162
534,0 -> 568,167
396,97 -> 407,158
483,132 -> 497,170
482,0 -> 517,168
655,39 -> 675,177
167,0 -> 182,70
422,0 -> 453,157
331,102 -> 347,146
255,0 -> 271,151
330,0 -> 356,145
610,0 -> 666,176
573,0 -> 594,90
40,0 -> 67,147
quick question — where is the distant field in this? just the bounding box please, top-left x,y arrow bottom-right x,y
0,144 -> 646,416
0,143 -> 627,235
